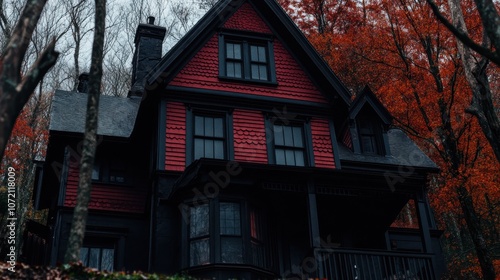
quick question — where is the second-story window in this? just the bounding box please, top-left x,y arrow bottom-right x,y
219,32 -> 276,84
273,124 -> 306,166
194,115 -> 226,160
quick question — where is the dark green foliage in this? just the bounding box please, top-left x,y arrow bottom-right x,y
0,262 -> 195,280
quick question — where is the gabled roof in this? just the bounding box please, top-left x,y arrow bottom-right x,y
145,0 -> 351,106
49,90 -> 140,138
349,86 -> 393,125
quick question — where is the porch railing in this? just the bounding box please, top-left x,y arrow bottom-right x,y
315,248 -> 436,280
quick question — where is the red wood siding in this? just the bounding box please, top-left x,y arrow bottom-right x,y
169,5 -> 328,104
223,3 -> 272,34
165,102 -> 186,171
311,118 -> 335,168
341,126 -> 353,150
233,109 -> 268,164
64,162 -> 147,213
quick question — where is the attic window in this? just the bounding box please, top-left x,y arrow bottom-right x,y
219,32 -> 276,84
357,118 -> 384,155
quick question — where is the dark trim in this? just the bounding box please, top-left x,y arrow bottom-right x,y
164,86 -> 332,115
328,119 -> 342,169
264,116 -> 275,164
185,106 -> 193,166
157,99 -> 167,170
304,121 -> 315,167
306,179 -> 320,248
349,86 -> 392,125
219,29 -> 274,40
58,147 -> 71,207
349,121 -> 361,154
227,111 -> 234,161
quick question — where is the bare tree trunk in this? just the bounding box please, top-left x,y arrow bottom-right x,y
64,0 -> 106,263
0,0 -> 59,162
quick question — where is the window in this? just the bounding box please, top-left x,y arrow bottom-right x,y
357,118 -> 383,155
91,160 -> 127,184
273,124 -> 306,166
220,202 -> 243,263
185,200 -> 268,268
80,246 -> 114,271
194,115 -> 226,160
189,204 -> 210,266
219,32 -> 276,83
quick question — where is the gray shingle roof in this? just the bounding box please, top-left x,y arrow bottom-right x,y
339,128 -> 438,170
49,90 -> 140,138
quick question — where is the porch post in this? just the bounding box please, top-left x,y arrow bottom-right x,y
307,179 -> 321,248
415,188 -> 433,253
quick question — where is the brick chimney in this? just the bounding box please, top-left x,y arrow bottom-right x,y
130,16 -> 166,97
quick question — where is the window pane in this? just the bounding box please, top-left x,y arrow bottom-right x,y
226,61 -> 235,77
194,138 -> 204,160
88,248 -> 100,269
204,117 -> 214,137
361,136 -> 376,154
234,62 -> 242,78
285,149 -> 295,166
283,126 -> 293,146
101,249 -> 114,271
220,202 -> 241,235
214,117 -> 224,137
195,116 -> 204,136
204,139 -> 214,158
80,247 -> 89,266
214,140 -> 224,159
190,239 -> 210,266
258,65 -> 267,80
221,237 -> 243,263
251,64 -> 259,80
292,126 -> 303,147
275,149 -> 285,165
273,125 -> 284,145
294,150 -> 305,166
190,204 -> 209,238
250,45 -> 258,61
92,165 -> 99,180
258,46 -> 266,62
233,43 -> 241,59
250,209 -> 260,240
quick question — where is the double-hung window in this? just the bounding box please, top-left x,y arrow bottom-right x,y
219,32 -> 276,84
220,202 -> 243,263
273,124 -> 306,166
194,115 -> 226,160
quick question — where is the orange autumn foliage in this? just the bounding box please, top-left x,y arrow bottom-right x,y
280,0 -> 499,278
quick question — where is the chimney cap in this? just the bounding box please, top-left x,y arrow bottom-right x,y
148,16 -> 155,25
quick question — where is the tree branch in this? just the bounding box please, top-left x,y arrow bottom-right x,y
426,0 -> 500,66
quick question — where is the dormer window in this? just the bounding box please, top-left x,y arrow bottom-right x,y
219,31 -> 276,84
357,118 -> 383,155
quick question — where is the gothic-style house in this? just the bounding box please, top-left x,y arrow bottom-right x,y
32,0 -> 445,278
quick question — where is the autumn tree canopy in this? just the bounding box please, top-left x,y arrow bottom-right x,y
279,0 -> 500,278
